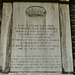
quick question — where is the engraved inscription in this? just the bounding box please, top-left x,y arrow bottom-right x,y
11,24 -> 61,72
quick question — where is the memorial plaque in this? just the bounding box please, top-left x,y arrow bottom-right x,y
11,3 -> 61,72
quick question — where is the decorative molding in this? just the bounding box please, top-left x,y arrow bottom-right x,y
26,6 -> 46,17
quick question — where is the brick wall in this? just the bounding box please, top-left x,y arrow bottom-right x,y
0,1 -> 2,31
70,0 -> 75,72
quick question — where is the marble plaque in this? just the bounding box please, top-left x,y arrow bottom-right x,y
10,3 -> 62,72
